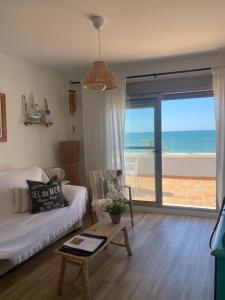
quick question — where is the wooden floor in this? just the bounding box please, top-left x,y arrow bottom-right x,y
0,213 -> 215,300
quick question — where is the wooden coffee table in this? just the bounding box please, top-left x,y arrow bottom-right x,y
55,216 -> 132,300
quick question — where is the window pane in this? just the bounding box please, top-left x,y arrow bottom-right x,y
124,106 -> 156,202
161,97 -> 216,209
125,107 -> 155,151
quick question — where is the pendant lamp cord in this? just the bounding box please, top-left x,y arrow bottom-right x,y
98,29 -> 101,61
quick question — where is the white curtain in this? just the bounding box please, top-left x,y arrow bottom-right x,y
104,78 -> 126,171
212,66 -> 225,208
81,78 -> 126,184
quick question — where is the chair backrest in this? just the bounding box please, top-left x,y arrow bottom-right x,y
89,169 -> 122,202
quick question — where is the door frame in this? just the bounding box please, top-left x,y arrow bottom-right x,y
154,94 -> 162,205
131,94 -> 163,206
132,90 -> 218,212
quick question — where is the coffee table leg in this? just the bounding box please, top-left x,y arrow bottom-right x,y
82,261 -> 92,300
123,227 -> 132,256
57,257 -> 66,295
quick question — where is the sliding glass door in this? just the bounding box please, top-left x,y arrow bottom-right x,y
124,92 -> 216,210
124,96 -> 162,204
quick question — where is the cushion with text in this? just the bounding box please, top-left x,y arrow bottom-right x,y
26,175 -> 69,214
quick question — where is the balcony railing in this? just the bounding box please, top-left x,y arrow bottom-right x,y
124,149 -> 216,209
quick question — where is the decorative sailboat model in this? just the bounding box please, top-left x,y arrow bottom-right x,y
22,93 -> 53,127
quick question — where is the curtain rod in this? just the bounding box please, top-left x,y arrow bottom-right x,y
68,67 -> 211,84
69,80 -> 81,85
126,67 -> 211,80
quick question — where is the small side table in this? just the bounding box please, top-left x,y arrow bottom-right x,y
55,217 -> 132,300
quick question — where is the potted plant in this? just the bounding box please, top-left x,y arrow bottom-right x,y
102,180 -> 127,224
103,200 -> 127,224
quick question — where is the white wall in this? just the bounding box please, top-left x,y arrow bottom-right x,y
162,154 -> 216,177
63,50 -> 225,183
66,50 -> 225,81
0,53 -> 67,171
125,154 -> 216,177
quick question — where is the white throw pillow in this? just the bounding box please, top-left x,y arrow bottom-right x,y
13,188 -> 31,213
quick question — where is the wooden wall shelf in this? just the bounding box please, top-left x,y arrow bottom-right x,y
24,121 -> 53,127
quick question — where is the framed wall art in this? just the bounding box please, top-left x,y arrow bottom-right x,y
0,94 -> 7,142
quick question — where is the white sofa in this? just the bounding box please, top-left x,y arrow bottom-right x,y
0,166 -> 87,276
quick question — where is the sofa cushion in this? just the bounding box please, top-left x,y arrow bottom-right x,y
0,167 -> 49,213
27,175 -> 69,214
44,167 -> 66,181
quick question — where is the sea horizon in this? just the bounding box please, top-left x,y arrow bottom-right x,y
124,129 -> 216,154
125,129 -> 216,134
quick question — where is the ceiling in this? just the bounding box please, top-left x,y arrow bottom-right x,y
0,0 -> 225,71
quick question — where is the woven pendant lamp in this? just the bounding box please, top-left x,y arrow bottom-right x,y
83,16 -> 118,91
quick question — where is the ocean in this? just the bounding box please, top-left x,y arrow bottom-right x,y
124,130 -> 216,154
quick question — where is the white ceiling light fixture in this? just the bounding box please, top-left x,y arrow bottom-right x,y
83,15 -> 118,91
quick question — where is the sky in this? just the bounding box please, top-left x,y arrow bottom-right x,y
125,97 -> 216,133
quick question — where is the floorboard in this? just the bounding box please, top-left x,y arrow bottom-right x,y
0,213 -> 215,300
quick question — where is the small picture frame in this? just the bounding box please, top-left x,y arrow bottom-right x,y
0,94 -> 7,142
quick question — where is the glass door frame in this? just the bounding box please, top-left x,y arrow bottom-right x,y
160,91 -> 217,211
132,90 -> 217,212
131,94 -> 163,206
154,94 -> 163,206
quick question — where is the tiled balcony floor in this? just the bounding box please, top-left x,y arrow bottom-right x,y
126,175 -> 216,209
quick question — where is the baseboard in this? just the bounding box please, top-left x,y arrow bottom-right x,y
133,204 -> 218,218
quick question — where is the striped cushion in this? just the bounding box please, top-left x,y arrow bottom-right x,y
13,188 -> 31,213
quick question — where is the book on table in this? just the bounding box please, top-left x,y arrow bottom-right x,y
62,233 -> 107,254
